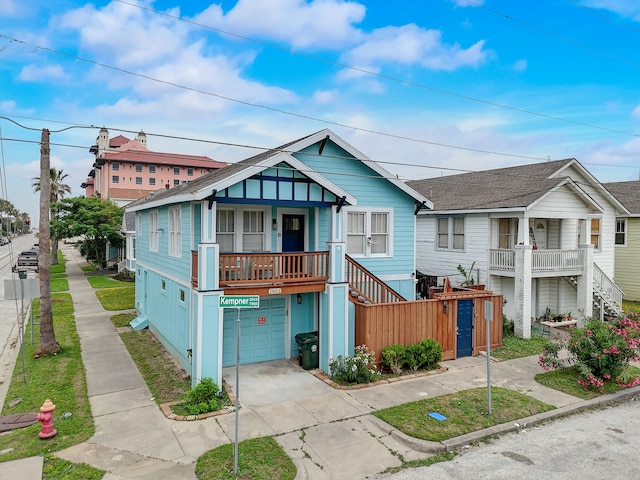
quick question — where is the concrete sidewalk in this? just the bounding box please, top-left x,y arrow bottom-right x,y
2,243 -> 639,479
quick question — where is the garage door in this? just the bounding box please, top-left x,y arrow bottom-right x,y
222,297 -> 286,366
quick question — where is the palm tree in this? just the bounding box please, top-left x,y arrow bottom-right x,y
32,168 -> 71,264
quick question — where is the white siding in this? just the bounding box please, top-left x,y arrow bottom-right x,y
416,213 -> 490,286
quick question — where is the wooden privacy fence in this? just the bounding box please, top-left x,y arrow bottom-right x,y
353,293 -> 503,366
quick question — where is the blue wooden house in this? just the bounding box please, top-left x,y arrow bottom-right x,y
125,129 -> 432,387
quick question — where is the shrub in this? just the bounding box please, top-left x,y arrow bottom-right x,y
419,338 -> 442,369
329,345 -> 380,384
503,316 -> 514,336
539,315 -> 640,393
404,343 -> 427,371
381,344 -> 405,375
182,378 -> 223,415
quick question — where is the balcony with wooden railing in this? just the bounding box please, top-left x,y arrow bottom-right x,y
191,250 -> 329,294
346,254 -> 406,304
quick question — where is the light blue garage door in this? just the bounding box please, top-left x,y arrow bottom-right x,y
222,297 -> 286,366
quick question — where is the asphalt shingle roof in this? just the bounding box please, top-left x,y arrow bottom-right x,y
603,180 -> 640,215
407,159 -> 576,211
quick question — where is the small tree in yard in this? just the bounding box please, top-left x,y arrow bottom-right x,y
52,196 -> 124,269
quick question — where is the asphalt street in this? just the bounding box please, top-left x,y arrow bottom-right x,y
378,398 -> 640,480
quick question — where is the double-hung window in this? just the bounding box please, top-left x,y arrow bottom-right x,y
590,216 -> 602,251
168,206 -> 181,257
216,210 -> 235,252
615,219 -> 626,246
498,218 -> 518,249
346,209 -> 391,257
437,217 -> 465,250
243,210 -> 265,251
149,210 -> 158,252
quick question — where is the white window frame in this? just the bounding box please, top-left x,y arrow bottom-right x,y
149,210 -> 158,253
615,218 -> 627,246
215,206 -> 270,252
169,206 -> 182,257
216,209 -> 235,252
344,207 -> 393,258
136,213 -> 142,236
436,216 -> 465,251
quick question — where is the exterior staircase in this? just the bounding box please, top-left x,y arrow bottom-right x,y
345,255 -> 406,304
565,263 -> 623,320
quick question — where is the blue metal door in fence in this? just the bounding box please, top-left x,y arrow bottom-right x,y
456,299 -> 473,357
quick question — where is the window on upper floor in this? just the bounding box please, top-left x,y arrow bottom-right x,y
135,164 -> 142,172
346,209 -> 392,257
149,165 -> 156,173
112,163 -> 120,171
149,178 -> 156,186
149,210 -> 158,252
615,219 -> 626,246
590,216 -> 602,251
135,177 -> 142,185
136,213 -> 142,236
174,179 -> 180,186
112,176 -> 119,184
174,167 -> 180,175
498,218 -> 518,249
169,206 -> 181,257
187,168 -> 194,176
243,210 -> 265,251
437,217 -> 465,250
216,209 -> 235,252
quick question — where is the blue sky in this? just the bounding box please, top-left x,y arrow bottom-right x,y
2,0 -> 640,221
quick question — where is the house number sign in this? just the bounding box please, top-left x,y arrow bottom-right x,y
268,288 -> 282,295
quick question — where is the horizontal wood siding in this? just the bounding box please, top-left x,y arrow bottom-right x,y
416,214 -> 489,286
354,294 -> 503,365
296,142 -> 415,278
615,218 -> 640,301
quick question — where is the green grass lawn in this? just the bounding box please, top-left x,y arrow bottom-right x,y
374,387 -> 554,442
50,277 -> 69,293
118,329 -> 191,404
87,275 -> 135,289
95,287 -> 135,310
110,312 -> 137,328
535,365 -> 640,399
0,293 -> 96,463
491,332 -> 550,361
80,265 -> 97,272
196,437 -> 296,480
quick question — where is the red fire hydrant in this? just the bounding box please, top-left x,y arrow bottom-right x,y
37,399 -> 57,439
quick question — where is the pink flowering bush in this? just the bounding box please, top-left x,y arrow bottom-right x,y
539,314 -> 640,393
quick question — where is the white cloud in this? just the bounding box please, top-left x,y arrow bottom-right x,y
19,64 -> 66,81
194,0 -> 366,50
0,0 -> 18,16
342,24 -> 488,72
578,1 -> 640,21
312,90 -> 337,104
513,59 -> 527,72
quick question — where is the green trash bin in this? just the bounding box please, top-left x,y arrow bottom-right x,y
295,331 -> 319,370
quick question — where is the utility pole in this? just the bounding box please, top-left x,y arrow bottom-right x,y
34,128 -> 59,357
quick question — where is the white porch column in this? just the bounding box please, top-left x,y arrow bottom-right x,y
518,216 -> 529,245
576,244 -> 594,324
514,244 -> 533,339
201,200 -> 217,243
197,242 -> 220,291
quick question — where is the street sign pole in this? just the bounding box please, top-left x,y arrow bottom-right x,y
219,295 -> 259,475
485,300 -> 493,415
234,307 -> 240,474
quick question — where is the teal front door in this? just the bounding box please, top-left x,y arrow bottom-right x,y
222,297 -> 286,366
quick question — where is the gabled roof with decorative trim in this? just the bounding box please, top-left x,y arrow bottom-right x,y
126,129 -> 431,212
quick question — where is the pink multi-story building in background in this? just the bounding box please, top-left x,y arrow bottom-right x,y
82,127 -> 227,206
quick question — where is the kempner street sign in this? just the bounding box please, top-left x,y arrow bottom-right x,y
219,295 -> 260,308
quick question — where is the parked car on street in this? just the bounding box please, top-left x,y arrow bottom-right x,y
0,237 -> 9,245
13,249 -> 39,272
